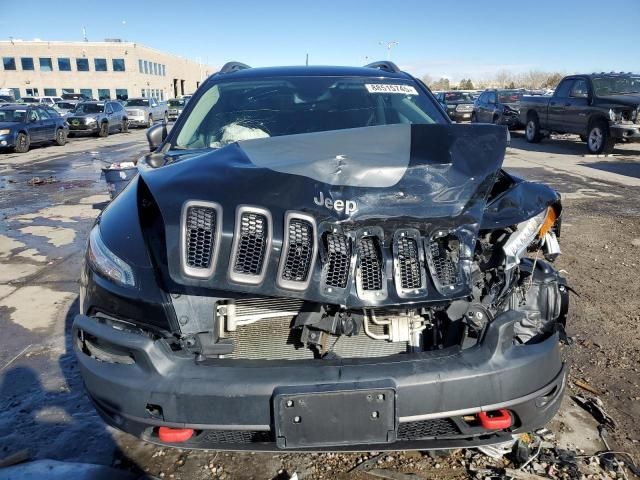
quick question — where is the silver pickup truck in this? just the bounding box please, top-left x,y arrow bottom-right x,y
124,97 -> 168,128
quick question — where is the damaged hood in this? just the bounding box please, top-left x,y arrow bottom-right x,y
139,123 -> 509,306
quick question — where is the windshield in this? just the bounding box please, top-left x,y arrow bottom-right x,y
592,76 -> 640,96
20,98 -> 39,104
168,99 -> 185,107
444,92 -> 474,102
175,76 -> 444,149
74,103 -> 104,114
497,91 -> 523,103
0,108 -> 28,122
55,102 -> 76,109
126,99 -> 150,107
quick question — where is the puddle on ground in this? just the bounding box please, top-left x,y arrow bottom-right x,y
19,226 -> 77,247
0,235 -> 27,258
13,204 -> 99,224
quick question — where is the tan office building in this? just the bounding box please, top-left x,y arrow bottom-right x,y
0,39 -> 214,101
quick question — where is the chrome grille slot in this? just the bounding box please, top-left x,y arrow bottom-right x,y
278,213 -> 316,290
230,207 -> 272,284
357,237 -> 383,291
427,234 -> 460,290
181,201 -> 222,278
397,236 -> 421,289
186,206 -> 215,269
323,233 -> 351,289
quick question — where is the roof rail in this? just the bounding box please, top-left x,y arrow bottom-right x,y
219,61 -> 251,74
364,61 -> 401,73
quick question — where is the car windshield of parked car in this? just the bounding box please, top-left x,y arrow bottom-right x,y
126,99 -> 150,107
175,76 -> 443,149
55,102 -> 76,110
0,108 -> 28,123
168,99 -> 185,107
74,103 -> 104,114
592,76 -> 640,96
20,98 -> 39,104
444,92 -> 474,102
497,91 -> 523,103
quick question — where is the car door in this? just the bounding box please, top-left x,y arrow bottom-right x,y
36,107 -> 57,140
105,103 -> 116,130
547,78 -> 574,132
566,78 -> 590,134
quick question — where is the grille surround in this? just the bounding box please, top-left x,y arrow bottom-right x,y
392,229 -> 427,298
229,206 -> 272,285
277,212 -> 317,291
426,232 -> 461,293
180,201 -> 222,278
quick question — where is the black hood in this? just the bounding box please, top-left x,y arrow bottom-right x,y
133,123 -> 538,307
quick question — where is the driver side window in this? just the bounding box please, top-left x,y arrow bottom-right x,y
29,110 -> 39,122
570,79 -> 589,98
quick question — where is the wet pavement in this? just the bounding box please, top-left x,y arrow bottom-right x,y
0,131 -> 638,478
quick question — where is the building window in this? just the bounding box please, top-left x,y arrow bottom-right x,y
154,63 -> 159,75
159,90 -> 164,101
39,57 -> 53,71
80,88 -> 93,99
44,88 -> 57,96
76,58 -> 90,71
115,88 -> 128,100
3,57 -> 16,70
112,58 -> 125,72
62,88 -> 75,94
10,88 -> 20,99
162,65 -> 166,76
98,88 -> 110,100
21,57 -> 34,70
58,57 -> 71,71
138,59 -> 143,73
25,88 -> 39,96
143,60 -> 149,74
94,58 -> 107,71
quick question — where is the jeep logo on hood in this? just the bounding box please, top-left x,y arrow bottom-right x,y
314,191 -> 357,215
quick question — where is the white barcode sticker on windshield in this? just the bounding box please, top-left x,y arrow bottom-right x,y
365,84 -> 418,95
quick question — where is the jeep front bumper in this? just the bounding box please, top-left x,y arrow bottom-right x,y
73,311 -> 566,451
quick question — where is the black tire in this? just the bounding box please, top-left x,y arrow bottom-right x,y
120,119 -> 129,133
14,132 -> 30,153
147,115 -> 153,128
54,128 -> 67,146
163,112 -> 168,123
586,120 -> 615,155
98,122 -> 109,138
525,114 -> 543,143
492,114 -> 499,124
470,112 -> 477,123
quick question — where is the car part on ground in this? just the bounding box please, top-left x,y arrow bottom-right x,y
74,62 -> 569,451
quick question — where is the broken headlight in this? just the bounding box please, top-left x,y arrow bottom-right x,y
502,207 -> 558,269
87,226 -> 135,287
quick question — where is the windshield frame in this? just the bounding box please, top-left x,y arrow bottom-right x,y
0,108 -> 29,123
169,74 -> 448,151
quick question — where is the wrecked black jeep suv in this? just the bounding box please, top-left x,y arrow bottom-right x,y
74,61 -> 569,451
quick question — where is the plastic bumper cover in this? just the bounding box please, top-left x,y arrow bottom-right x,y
73,310 -> 566,450
610,123 -> 640,142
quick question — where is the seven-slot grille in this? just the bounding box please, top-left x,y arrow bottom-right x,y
185,206 -> 216,269
323,233 -> 351,289
281,218 -> 314,282
357,237 -> 383,291
397,236 -> 422,289
233,212 -> 268,275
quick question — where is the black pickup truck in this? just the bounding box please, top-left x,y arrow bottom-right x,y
519,73 -> 640,154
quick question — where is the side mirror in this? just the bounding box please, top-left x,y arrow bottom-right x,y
146,122 -> 169,151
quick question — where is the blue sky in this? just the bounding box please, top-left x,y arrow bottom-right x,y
2,0 -> 639,81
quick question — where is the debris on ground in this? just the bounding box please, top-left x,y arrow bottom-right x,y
572,394 -> 616,429
27,176 -> 58,186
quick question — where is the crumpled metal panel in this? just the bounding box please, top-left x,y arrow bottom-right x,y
135,123 -> 556,307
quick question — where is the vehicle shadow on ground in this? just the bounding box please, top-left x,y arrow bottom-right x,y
577,160 -> 640,180
509,132 -> 640,157
0,297 -> 144,476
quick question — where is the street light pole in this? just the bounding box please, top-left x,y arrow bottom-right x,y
379,41 -> 399,60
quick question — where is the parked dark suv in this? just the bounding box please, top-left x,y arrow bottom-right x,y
472,89 -> 524,128
434,91 -> 475,122
67,101 -> 128,137
74,61 -> 568,451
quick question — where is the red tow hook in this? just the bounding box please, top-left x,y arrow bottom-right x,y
478,409 -> 513,430
158,427 -> 194,443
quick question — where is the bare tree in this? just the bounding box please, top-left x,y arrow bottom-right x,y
420,74 -> 434,87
